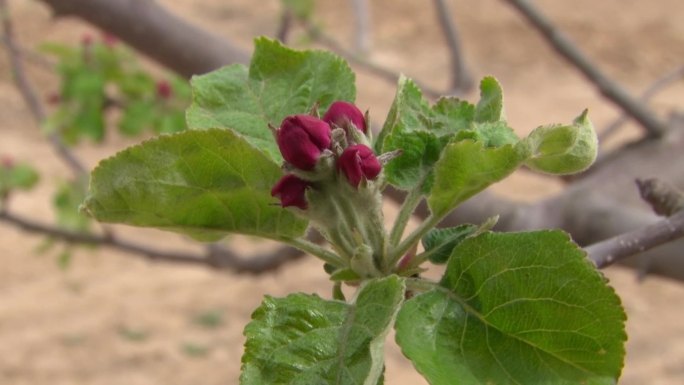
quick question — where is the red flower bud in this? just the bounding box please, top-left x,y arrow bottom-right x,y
277,115 -> 331,170
271,174 -> 310,209
156,80 -> 172,100
323,101 -> 367,133
81,33 -> 93,47
337,145 -> 381,188
102,33 -> 118,48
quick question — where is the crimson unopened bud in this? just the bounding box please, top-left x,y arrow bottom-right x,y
156,80 -> 172,100
323,101 -> 367,133
271,174 -> 310,209
277,115 -> 331,170
337,145 -> 381,188
81,33 -> 93,47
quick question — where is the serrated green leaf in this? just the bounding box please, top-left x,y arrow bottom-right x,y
241,276 -> 405,385
82,129 -> 308,240
421,224 -> 477,264
376,76 -> 475,191
474,76 -> 504,123
396,231 -> 626,385
428,140 -> 526,217
524,110 -> 598,175
187,37 -> 355,162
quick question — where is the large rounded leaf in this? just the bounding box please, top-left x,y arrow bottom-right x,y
396,231 -> 626,385
82,129 -> 308,241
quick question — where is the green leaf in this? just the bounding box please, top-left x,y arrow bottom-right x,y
428,140 -> 526,217
187,37 -> 355,162
9,164 -> 40,190
421,224 -> 477,264
241,276 -> 405,385
54,179 -> 91,232
82,129 -> 308,241
396,231 -> 626,385
118,100 -> 156,136
474,76 -> 504,123
376,77 -> 475,191
523,110 -> 598,175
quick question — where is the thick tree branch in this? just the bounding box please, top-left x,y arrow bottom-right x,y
0,209 -> 309,273
504,0 -> 668,138
432,0 -> 474,93
0,0 -> 86,176
38,0 -> 249,77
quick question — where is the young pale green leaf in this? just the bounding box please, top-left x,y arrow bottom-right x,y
241,275 -> 405,385
474,76 -> 504,123
186,37 -> 355,163
82,129 -> 308,241
376,76 -> 475,191
523,110 -> 598,175
396,231 -> 626,385
428,140 -> 526,217
421,224 -> 478,264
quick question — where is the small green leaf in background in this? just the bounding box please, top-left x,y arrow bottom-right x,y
54,179 -> 91,233
82,129 -> 308,241
8,163 -> 40,190
396,231 -> 626,385
428,140 -> 526,218
186,37 -> 356,163
241,275 -> 405,385
523,109 -> 598,175
421,224 -> 477,264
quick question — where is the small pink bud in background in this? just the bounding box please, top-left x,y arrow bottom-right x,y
156,80 -> 172,100
323,101 -> 367,133
337,145 -> 381,188
1,155 -> 14,169
277,115 -> 331,170
102,33 -> 118,47
81,33 -> 93,47
46,92 -> 61,105
271,174 -> 310,209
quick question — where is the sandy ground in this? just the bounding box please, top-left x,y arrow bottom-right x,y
1,0 -> 684,384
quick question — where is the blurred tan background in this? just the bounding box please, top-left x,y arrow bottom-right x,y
1,0 -> 684,384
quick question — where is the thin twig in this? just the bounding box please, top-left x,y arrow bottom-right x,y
0,0 -> 87,176
432,0 -> 473,94
299,19 -> 444,99
599,64 -> 684,143
0,209 -> 310,274
504,0 -> 668,138
350,0 -> 372,55
587,208 -> 684,269
276,8 -> 293,43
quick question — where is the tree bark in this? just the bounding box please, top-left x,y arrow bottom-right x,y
39,0 -> 250,77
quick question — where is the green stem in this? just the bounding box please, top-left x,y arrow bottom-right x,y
388,188 -> 423,247
389,214 -> 442,268
285,237 -> 346,267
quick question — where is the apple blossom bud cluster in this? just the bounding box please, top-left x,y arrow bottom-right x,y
270,101 -> 389,276
270,101 -> 380,210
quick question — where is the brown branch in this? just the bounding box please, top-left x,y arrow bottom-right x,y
586,208 -> 684,269
504,0 -> 668,138
432,0 -> 474,94
276,8 -> 294,44
599,64 -> 684,143
300,19 -> 444,99
0,209 -> 309,274
0,0 -> 87,176
37,0 -> 249,78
